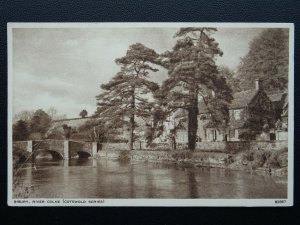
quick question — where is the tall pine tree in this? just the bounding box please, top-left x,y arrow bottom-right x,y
95,43 -> 160,150
159,27 -> 232,151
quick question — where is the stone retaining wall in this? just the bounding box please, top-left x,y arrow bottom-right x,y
250,140 -> 287,151
95,149 -> 228,168
196,140 -> 288,153
196,141 -> 226,151
98,140 -> 287,153
99,142 -> 129,151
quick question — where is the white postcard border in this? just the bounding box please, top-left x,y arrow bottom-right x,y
7,22 -> 294,207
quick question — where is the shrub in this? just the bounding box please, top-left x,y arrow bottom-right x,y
118,150 -> 131,161
242,147 -> 288,169
277,152 -> 288,167
224,155 -> 234,165
242,149 -> 255,161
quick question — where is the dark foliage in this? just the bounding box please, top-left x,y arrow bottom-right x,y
95,43 -> 160,149
237,28 -> 289,92
13,120 -> 29,141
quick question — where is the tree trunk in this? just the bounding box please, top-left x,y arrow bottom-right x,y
188,106 -> 198,151
188,87 -> 198,151
128,88 -> 135,150
129,114 -> 135,150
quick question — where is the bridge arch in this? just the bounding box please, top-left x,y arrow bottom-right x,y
32,149 -> 64,161
76,151 -> 92,159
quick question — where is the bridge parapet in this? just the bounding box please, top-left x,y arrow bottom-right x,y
32,139 -> 65,151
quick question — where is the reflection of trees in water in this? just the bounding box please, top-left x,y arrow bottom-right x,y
145,163 -> 155,198
13,166 -> 33,198
129,165 -> 135,198
187,169 -> 198,198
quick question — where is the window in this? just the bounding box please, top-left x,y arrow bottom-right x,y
234,110 -> 241,120
213,130 -> 217,141
270,133 -> 276,141
234,129 -> 239,139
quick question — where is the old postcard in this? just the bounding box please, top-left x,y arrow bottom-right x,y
7,23 -> 294,206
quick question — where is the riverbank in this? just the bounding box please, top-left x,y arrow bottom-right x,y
95,148 -> 288,179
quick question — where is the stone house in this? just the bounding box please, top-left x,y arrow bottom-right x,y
157,109 -> 188,144
268,92 -> 288,140
200,79 -> 275,141
201,79 -> 291,142
166,79 -> 287,143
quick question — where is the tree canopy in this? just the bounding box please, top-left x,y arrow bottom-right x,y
13,110 -> 34,124
95,43 -> 160,150
79,109 -> 88,118
13,120 -> 29,141
29,109 -> 52,137
237,28 -> 289,92
218,66 -> 241,93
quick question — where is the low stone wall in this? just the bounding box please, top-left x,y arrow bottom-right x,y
143,142 -> 170,150
95,149 -> 228,168
196,141 -> 226,152
99,143 -> 129,151
250,140 -> 288,151
131,150 -> 172,161
194,140 -> 288,153
93,140 -> 288,155
97,149 -> 128,159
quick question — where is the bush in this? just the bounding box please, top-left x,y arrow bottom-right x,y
242,149 -> 255,161
268,150 -> 287,168
242,147 -> 288,169
224,155 -> 234,165
118,150 -> 131,161
277,152 -> 288,167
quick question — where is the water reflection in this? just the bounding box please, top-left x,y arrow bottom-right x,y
187,169 -> 198,198
14,158 -> 287,199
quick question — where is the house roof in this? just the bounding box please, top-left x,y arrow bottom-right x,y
198,89 -> 258,113
268,93 -> 285,102
177,89 -> 288,117
174,108 -> 187,118
229,89 -> 258,109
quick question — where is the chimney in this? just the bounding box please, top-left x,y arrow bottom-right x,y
211,90 -> 215,98
255,78 -> 263,91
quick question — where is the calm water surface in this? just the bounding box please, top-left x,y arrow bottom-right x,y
15,158 -> 287,198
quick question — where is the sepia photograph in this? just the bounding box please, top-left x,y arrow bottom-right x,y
7,23 -> 294,206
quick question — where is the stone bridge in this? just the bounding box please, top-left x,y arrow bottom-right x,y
13,139 -> 97,163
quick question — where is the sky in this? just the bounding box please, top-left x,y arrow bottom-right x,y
12,26 -> 264,118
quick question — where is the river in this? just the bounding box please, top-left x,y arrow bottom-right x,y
14,157 -> 287,199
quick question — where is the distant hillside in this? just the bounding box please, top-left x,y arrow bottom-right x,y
52,117 -> 92,128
